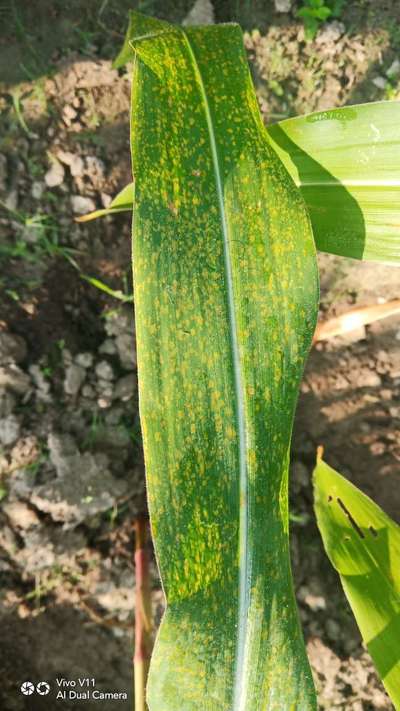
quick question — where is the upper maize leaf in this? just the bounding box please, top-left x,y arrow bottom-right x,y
267,101 -> 400,265
314,455 -> 400,708
129,11 -> 318,711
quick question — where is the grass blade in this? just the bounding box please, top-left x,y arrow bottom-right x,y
75,182 -> 134,222
267,101 -> 400,265
314,452 -> 400,707
129,12 -> 318,709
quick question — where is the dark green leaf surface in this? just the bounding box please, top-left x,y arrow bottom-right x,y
314,456 -> 400,708
267,101 -> 400,264
128,12 -> 318,710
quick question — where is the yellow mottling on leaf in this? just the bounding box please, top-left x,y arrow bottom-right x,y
226,425 -> 236,440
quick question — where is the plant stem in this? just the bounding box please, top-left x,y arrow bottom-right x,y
134,517 -> 152,711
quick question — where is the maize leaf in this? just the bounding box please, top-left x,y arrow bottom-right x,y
75,182 -> 134,222
84,100 -> 400,269
128,12 -> 318,711
314,454 -> 400,708
267,101 -> 400,265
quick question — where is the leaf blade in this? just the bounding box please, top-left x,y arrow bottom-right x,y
130,14 -> 319,709
313,455 -> 400,707
267,101 -> 400,265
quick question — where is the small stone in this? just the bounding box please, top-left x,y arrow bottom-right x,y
326,618 -> 341,642
62,104 -> 78,124
81,384 -> 95,398
96,378 -> 113,394
0,332 -> 27,364
5,188 -> 18,211
104,309 -> 132,337
298,586 -> 326,611
104,407 -> 123,425
370,441 -> 385,456
316,20 -> 345,44
360,421 -> 371,433
70,155 -> 84,178
98,396 -> 112,409
372,76 -> 387,90
85,156 -> 105,182
28,364 -> 52,402
44,160 -> 65,188
48,432 -> 79,475
0,389 -> 16,417
343,636 -> 360,654
71,195 -> 96,215
62,348 -> 73,366
114,374 -> 136,401
101,192 -> 112,208
3,501 -> 39,529
182,0 -> 214,25
376,349 -> 389,363
355,370 -> 381,388
274,0 -> 291,11
95,360 -> 114,381
64,364 -> 86,396
99,339 -> 117,355
0,414 -> 21,446
0,365 -> 31,394
57,149 -> 84,175
116,333 -> 136,370
387,59 -> 400,78
57,150 -> 74,165
31,181 -> 45,199
75,352 -> 94,368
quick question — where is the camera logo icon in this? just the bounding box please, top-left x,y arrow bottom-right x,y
37,681 -> 51,695
20,680 -> 51,696
20,681 -> 35,696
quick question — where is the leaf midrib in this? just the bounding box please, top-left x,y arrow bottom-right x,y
180,29 -> 250,711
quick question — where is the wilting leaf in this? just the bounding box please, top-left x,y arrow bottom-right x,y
313,298 -> 400,342
267,101 -> 400,265
314,454 -> 400,707
128,11 -> 318,711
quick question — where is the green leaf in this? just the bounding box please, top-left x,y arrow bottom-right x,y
267,101 -> 400,264
297,7 -> 315,18
314,7 -> 332,19
129,12 -> 318,710
80,275 -> 133,302
75,182 -> 134,222
113,12 -> 172,69
314,455 -> 400,707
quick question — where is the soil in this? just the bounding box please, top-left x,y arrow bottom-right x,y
0,1 -> 399,709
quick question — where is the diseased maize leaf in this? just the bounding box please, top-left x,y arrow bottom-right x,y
128,11 -> 319,711
267,101 -> 400,265
314,455 -> 400,708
